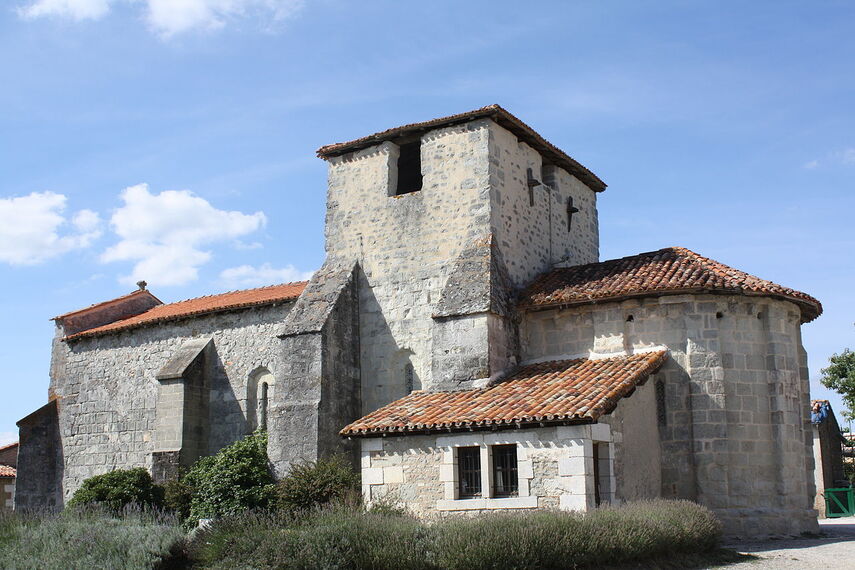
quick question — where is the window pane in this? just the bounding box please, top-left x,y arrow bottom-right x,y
492,444 -> 518,497
457,447 -> 481,499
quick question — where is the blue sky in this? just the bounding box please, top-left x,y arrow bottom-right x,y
1,1 -> 853,445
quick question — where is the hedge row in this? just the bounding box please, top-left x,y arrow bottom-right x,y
190,500 -> 722,570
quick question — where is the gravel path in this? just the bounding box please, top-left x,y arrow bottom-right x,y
718,519 -> 855,569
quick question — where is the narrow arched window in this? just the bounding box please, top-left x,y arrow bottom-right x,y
405,363 -> 415,393
259,382 -> 269,431
247,367 -> 273,432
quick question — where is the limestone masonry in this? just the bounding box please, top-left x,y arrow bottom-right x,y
16,105 -> 823,536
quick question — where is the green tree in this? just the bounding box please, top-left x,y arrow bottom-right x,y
820,348 -> 855,423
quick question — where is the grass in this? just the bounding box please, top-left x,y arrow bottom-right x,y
0,506 -> 185,570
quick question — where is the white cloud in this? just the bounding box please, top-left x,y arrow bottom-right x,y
0,192 -> 101,265
803,148 -> 855,169
102,183 -> 266,286
18,0 -> 305,37
219,262 -> 313,288
0,432 -> 17,447
18,0 -> 110,20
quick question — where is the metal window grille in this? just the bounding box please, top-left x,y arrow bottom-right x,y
457,447 -> 481,499
492,444 -> 518,497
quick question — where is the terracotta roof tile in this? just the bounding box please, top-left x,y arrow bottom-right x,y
341,350 -> 667,437
65,282 -> 308,341
519,247 -> 822,323
0,465 -> 15,478
316,104 -> 606,192
53,289 -> 162,320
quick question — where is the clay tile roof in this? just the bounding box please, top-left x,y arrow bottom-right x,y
341,350 -> 667,437
0,465 -> 15,477
519,247 -> 822,323
65,281 -> 308,341
53,289 -> 162,320
316,104 -> 606,193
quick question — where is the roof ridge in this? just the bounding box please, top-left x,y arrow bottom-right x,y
520,246 -> 822,323
53,289 -> 162,320
160,280 -> 310,307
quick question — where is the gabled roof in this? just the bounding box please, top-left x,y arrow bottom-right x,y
0,465 -> 15,478
0,442 -> 18,453
65,282 -> 308,341
519,247 -> 822,323
316,104 -> 607,193
341,350 -> 667,437
53,289 -> 162,320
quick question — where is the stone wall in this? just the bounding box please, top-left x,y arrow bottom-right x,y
487,121 -> 599,288
44,302 -> 293,505
599,378 -> 662,502
322,118 -> 600,412
1,478 -> 14,510
521,294 -> 818,536
15,401 -> 61,510
271,264 -> 361,476
324,123 -> 494,412
359,425 -> 615,516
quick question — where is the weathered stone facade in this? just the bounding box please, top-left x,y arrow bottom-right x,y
17,105 -> 821,537
29,303 -> 296,505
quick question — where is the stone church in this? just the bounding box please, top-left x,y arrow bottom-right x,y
16,105 -> 823,536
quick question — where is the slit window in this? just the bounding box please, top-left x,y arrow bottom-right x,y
655,379 -> 666,427
259,382 -> 269,431
457,447 -> 481,498
405,363 -> 414,393
491,445 -> 518,497
395,141 -> 422,195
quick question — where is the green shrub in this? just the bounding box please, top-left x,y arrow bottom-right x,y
432,500 -> 721,569
0,506 -> 185,569
187,499 -> 721,569
163,473 -> 193,521
278,455 -> 360,511
184,430 -> 277,522
190,505 -> 433,570
67,467 -> 164,511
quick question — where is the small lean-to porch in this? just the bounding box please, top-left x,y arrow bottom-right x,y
341,350 -> 667,515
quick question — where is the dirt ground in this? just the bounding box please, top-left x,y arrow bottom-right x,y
718,519 -> 855,569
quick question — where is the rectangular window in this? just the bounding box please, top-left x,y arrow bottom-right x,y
492,444 -> 519,497
395,141 -> 422,195
457,446 -> 481,498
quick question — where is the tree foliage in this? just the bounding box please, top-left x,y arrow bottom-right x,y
820,348 -> 855,421
184,430 -> 277,522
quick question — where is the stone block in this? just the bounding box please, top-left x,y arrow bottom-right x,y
559,493 -> 589,511
384,466 -> 404,484
439,463 -> 455,482
362,438 -> 384,452
362,467 -> 384,485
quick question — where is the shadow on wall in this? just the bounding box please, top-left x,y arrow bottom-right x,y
15,400 -> 64,511
357,268 -> 421,412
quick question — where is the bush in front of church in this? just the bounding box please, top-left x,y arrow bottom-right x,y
67,467 -> 164,511
184,430 -> 278,522
278,455 -> 361,511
